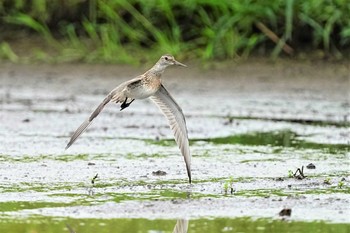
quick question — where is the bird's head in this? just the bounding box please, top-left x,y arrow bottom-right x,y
151,54 -> 186,74
159,54 -> 187,68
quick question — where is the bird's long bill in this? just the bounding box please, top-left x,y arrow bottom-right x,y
174,60 -> 187,67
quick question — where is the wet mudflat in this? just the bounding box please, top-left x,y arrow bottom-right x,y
0,60 -> 349,232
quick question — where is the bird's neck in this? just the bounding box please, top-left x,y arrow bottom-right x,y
149,62 -> 167,75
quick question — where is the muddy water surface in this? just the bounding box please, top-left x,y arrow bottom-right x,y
0,60 -> 349,232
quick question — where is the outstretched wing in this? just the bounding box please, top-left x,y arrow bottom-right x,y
150,84 -> 191,183
65,92 -> 115,150
65,76 -> 145,150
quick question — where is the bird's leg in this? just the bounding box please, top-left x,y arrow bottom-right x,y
120,98 -> 135,111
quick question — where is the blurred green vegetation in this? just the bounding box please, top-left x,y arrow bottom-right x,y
1,216 -> 349,233
0,0 -> 349,63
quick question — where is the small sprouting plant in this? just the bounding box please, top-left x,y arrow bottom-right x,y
88,173 -> 99,196
223,176 -> 235,195
288,170 -> 294,178
223,182 -> 229,194
324,177 -> 331,185
338,181 -> 344,188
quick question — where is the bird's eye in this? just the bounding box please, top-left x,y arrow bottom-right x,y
165,57 -> 168,60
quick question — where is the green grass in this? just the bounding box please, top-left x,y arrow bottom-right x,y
0,0 -> 349,63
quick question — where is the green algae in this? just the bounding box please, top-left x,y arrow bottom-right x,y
0,153 -> 91,163
0,201 -> 71,212
0,216 -> 348,233
240,158 -> 285,163
197,130 -> 349,152
222,116 -> 350,128
125,152 -> 167,159
0,182 -> 86,193
234,188 -> 286,197
232,185 -> 350,197
147,130 -> 349,154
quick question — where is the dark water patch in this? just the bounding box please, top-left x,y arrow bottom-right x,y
0,216 -> 348,233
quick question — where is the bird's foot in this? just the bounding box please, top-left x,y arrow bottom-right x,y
120,98 -> 135,111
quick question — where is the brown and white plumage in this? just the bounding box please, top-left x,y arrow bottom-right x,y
150,85 -> 191,182
65,55 -> 192,183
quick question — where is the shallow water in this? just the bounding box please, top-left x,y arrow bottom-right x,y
0,60 -> 349,232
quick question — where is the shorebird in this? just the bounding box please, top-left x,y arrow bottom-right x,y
65,55 -> 191,183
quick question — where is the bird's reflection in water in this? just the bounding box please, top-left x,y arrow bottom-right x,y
172,219 -> 189,233
66,223 -> 76,233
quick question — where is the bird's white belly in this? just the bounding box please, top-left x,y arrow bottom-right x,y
127,85 -> 158,99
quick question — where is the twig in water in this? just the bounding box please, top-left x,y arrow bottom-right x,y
66,223 -> 76,233
91,173 -> 98,185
